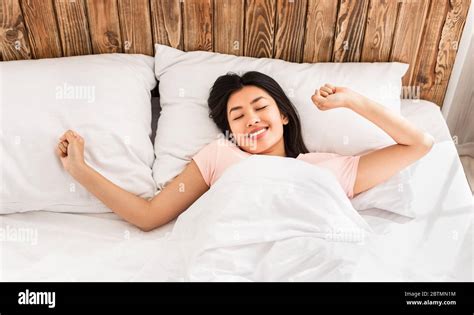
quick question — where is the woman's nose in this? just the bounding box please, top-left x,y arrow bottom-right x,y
246,116 -> 261,127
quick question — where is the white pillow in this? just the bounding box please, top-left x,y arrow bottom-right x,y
0,54 -> 157,214
153,43 -> 408,190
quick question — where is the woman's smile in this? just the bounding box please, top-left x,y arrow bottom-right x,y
247,127 -> 268,139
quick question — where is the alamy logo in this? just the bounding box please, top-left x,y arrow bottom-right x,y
18,289 -> 55,308
56,82 -> 96,103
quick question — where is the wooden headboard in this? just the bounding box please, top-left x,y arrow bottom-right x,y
0,0 -> 471,106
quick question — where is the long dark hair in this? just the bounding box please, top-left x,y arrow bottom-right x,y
208,71 -> 309,158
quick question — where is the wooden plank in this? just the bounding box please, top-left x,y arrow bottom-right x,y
274,0 -> 308,62
332,0 -> 370,62
431,0 -> 471,105
213,0 -> 244,55
0,0 -> 31,60
20,0 -> 62,59
117,0 -> 153,55
85,0 -> 122,54
244,0 -> 276,58
53,0 -> 92,56
303,0 -> 338,63
416,0 -> 471,106
150,0 -> 182,50
182,0 -> 213,51
411,1 -> 449,105
360,0 -> 398,62
390,0 -> 430,87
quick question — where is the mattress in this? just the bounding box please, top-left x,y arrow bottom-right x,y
1,99 -> 472,281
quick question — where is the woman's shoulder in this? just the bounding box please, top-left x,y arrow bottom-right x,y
192,137 -> 249,187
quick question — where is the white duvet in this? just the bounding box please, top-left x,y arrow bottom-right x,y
1,142 -> 471,282
167,155 -> 373,281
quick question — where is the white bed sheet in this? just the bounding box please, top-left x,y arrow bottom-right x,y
354,100 -> 472,281
1,99 -> 472,281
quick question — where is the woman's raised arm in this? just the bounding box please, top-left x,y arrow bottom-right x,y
312,84 -> 434,196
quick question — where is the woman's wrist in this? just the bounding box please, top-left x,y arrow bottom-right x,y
347,91 -> 367,112
68,162 -> 89,180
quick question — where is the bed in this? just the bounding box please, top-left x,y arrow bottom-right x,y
1,0 -> 472,283
1,99 -> 472,282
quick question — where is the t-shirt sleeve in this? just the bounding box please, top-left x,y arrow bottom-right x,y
192,140 -> 219,187
299,152 -> 360,199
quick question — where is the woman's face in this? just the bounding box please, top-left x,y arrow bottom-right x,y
227,85 -> 288,155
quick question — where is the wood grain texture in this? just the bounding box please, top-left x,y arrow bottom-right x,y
430,0 -> 471,105
0,0 -> 471,109
411,0 -> 450,104
390,0 -> 430,87
150,0 -> 182,50
182,0 -> 213,51
333,0 -> 370,62
361,0 -> 398,62
20,0 -> 62,59
213,0 -> 244,55
0,0 -> 31,60
117,0 -> 153,55
85,0 -> 122,54
244,0 -> 276,58
303,0 -> 338,63
274,0 -> 308,62
54,0 -> 92,56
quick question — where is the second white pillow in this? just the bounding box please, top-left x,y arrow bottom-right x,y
153,44 -> 408,190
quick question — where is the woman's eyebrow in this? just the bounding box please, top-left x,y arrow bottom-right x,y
229,106 -> 243,114
250,96 -> 266,104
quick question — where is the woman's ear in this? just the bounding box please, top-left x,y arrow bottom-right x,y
282,115 -> 289,125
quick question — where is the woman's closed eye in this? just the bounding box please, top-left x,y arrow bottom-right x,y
232,105 -> 268,121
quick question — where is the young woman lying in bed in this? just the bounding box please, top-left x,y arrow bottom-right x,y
56,71 -> 434,232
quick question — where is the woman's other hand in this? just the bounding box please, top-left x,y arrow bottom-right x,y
311,84 -> 362,110
56,129 -> 86,174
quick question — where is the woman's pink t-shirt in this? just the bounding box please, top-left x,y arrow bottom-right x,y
192,139 -> 360,199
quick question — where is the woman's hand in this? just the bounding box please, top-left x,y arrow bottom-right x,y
56,129 -> 86,174
311,84 -> 362,110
